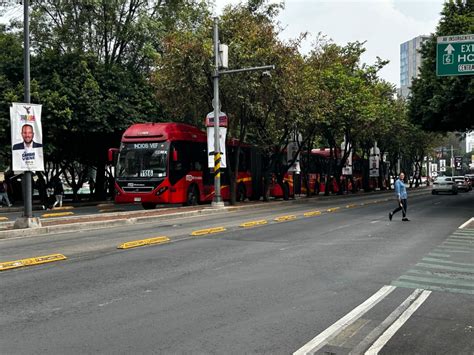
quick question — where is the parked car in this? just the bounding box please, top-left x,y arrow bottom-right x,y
432,176 -> 458,195
453,176 -> 472,192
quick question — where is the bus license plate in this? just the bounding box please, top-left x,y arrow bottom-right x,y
134,197 -> 141,202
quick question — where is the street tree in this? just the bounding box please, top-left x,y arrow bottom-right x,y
409,0 -> 473,132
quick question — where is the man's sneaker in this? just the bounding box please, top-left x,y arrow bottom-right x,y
389,212 -> 393,221
402,218 -> 410,221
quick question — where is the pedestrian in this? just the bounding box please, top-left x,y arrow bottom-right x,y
0,180 -> 12,207
52,177 -> 64,208
389,172 -> 409,222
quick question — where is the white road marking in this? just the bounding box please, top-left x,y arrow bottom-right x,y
459,218 -> 474,229
293,285 -> 396,355
364,290 -> 431,355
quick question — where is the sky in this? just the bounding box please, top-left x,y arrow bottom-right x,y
213,0 -> 446,86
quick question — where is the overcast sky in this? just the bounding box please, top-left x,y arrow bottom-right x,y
214,0 -> 445,86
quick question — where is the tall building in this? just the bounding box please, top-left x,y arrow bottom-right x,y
400,35 -> 429,98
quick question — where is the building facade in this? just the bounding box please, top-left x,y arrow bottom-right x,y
400,35 -> 429,98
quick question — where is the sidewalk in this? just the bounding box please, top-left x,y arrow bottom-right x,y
0,187 -> 431,240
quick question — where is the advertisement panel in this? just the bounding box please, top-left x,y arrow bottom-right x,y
10,103 -> 44,172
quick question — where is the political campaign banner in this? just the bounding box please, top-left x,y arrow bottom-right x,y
10,103 -> 44,172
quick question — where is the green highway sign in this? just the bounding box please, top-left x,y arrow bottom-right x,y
436,34 -> 474,76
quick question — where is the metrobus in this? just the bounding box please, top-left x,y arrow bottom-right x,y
109,122 -> 263,209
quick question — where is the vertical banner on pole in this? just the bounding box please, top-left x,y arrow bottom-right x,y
10,103 -> 44,172
206,111 -> 227,169
207,127 -> 227,168
369,145 -> 380,177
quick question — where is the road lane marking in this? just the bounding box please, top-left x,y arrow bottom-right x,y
459,218 -> 474,229
303,211 -> 321,217
346,204 -> 357,208
118,236 -> 170,249
364,290 -> 431,354
240,220 -> 268,228
326,207 -> 340,212
416,262 -> 474,273
392,281 -> 474,295
407,268 -> 474,280
99,208 -> 124,213
0,254 -> 67,271
293,285 -> 395,355
274,215 -> 296,222
351,289 -> 424,354
398,274 -> 474,288
191,227 -> 226,236
52,206 -> 74,210
422,257 -> 474,267
42,211 -> 74,218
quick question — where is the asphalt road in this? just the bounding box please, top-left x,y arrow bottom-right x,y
1,191 -> 473,354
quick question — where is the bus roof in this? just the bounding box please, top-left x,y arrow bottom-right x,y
122,123 -> 207,143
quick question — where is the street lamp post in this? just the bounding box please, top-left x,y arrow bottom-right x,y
13,0 -> 41,229
211,17 -> 274,208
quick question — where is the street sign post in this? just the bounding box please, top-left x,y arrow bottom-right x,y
437,34 -> 474,76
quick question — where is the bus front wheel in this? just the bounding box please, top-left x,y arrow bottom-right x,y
185,185 -> 199,206
142,202 -> 156,210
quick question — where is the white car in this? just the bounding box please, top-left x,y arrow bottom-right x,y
432,176 -> 458,195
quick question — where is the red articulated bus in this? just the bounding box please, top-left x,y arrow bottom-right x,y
110,122 -> 260,209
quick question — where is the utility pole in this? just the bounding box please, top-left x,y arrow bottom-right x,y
23,0 -> 33,219
210,17 -> 274,208
212,17 -> 223,208
13,0 -> 41,229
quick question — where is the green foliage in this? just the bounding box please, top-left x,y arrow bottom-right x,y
409,0 -> 473,132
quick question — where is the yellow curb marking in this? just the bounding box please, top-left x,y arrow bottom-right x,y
327,207 -> 340,212
274,215 -> 297,222
97,203 -> 115,208
304,211 -> 321,217
52,206 -> 74,210
118,236 -> 170,249
0,254 -> 67,271
346,204 -> 357,208
240,220 -> 268,228
42,211 -> 74,218
99,208 -> 124,213
191,227 -> 226,236
0,216 -> 9,221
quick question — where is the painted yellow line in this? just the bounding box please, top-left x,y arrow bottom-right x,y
304,211 -> 321,217
191,227 -> 226,236
0,216 -> 9,221
99,208 -> 124,213
42,211 -> 74,218
274,215 -> 297,222
0,254 -> 67,271
118,236 -> 170,249
327,207 -> 340,212
346,204 -> 357,208
240,220 -> 268,228
52,206 -> 74,210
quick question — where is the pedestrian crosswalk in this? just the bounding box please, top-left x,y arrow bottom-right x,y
392,228 -> 474,295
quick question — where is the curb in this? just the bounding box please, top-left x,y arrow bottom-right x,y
0,188 -> 432,240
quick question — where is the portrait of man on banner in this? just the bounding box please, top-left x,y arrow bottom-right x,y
10,103 -> 45,172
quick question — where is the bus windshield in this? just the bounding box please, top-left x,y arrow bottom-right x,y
117,142 -> 169,179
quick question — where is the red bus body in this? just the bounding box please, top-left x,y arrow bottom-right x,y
113,123 -> 255,208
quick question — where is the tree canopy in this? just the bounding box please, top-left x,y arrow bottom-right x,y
409,0 -> 473,132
